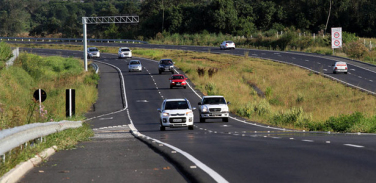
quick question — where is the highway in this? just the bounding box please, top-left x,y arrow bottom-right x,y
17,45 -> 376,182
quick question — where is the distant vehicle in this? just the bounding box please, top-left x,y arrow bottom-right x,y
158,59 -> 174,74
118,47 -> 132,59
87,47 -> 100,58
220,41 -> 235,50
198,95 -> 230,122
169,74 -> 187,89
128,60 -> 142,72
158,98 -> 196,131
332,61 -> 348,74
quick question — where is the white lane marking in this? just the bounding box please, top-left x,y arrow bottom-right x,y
302,140 -> 314,142
359,76 -> 362,78
370,80 -> 373,82
305,60 -> 309,62
326,141 -> 331,143
323,69 -> 327,71
274,53 -> 280,54
292,57 -> 296,59
99,117 -> 113,120
344,144 -> 364,148
350,69 -> 356,71
317,62 -> 321,64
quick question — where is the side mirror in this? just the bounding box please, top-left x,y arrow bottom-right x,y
192,107 -> 196,111
227,102 -> 230,104
198,102 -> 202,105
157,109 -> 161,113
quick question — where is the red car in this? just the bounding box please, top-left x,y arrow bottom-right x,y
169,74 -> 187,89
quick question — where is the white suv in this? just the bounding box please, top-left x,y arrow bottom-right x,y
158,98 -> 196,131
118,47 -> 132,59
198,96 -> 230,122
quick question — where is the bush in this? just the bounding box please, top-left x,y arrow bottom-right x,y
343,41 -> 368,59
271,107 -> 312,127
0,41 -> 13,63
205,82 -> 217,95
324,112 -> 364,132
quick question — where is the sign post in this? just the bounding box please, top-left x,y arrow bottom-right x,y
33,89 -> 47,114
66,89 -> 75,117
331,27 -> 342,54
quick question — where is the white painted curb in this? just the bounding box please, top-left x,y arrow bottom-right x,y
0,146 -> 57,183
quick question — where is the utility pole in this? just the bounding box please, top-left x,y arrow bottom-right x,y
325,0 -> 332,35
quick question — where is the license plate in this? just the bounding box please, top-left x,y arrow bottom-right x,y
165,67 -> 170,70
176,83 -> 181,86
173,119 -> 182,122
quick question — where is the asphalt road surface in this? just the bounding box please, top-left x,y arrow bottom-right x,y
15,46 -> 376,183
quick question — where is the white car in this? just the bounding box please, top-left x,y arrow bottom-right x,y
332,61 -> 348,74
198,95 -> 230,122
220,41 -> 235,50
87,47 -> 100,58
128,60 -> 142,72
158,98 -> 196,131
118,47 -> 132,59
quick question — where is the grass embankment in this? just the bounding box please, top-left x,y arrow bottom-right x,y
0,42 -> 98,176
0,41 -> 13,69
9,43 -> 376,132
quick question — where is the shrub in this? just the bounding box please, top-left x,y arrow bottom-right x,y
205,82 -> 217,95
343,41 -> 368,59
271,107 -> 312,127
0,41 -> 13,63
324,112 -> 364,132
265,87 -> 272,98
196,67 -> 206,77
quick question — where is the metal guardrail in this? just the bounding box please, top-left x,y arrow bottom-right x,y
0,120 -> 82,158
90,63 -> 99,74
0,37 -> 148,44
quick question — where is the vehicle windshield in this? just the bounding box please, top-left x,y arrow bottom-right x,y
161,60 -> 173,65
121,49 -> 130,51
130,61 -> 140,65
89,48 -> 98,51
202,97 -> 226,105
172,76 -> 184,79
165,101 -> 189,110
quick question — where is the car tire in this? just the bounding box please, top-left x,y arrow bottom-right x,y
333,71 -> 336,74
200,117 -> 205,123
188,125 -> 194,130
159,71 -> 162,74
171,71 -> 174,74
222,118 -> 229,122
160,125 -> 165,131
345,72 -> 348,74
170,86 -> 173,89
184,86 -> 186,89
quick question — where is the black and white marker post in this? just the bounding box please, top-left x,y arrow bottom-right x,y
33,89 -> 47,115
66,89 -> 75,117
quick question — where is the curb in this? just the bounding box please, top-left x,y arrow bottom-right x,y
0,146 -> 57,183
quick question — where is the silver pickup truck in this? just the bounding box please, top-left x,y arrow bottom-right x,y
198,95 -> 230,122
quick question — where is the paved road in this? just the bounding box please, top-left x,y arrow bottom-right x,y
17,47 -> 376,183
18,60 -> 190,183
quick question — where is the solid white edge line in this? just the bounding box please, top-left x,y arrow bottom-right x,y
92,59 -> 229,183
344,144 -> 364,148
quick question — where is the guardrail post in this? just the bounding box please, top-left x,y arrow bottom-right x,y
2,154 -> 4,163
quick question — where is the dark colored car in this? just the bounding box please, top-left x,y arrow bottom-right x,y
169,74 -> 187,89
158,59 -> 174,74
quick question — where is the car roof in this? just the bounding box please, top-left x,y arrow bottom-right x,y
203,95 -> 225,98
160,59 -> 172,61
88,47 -> 97,49
129,60 -> 140,62
335,61 -> 347,64
120,47 -> 129,49
164,98 -> 187,102
171,74 -> 184,76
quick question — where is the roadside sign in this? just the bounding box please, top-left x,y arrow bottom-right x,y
331,27 -> 342,49
33,89 -> 47,102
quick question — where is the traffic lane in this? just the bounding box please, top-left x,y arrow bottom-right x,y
138,126 -> 376,183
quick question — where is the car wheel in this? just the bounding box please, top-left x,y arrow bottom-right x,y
128,70 -> 130,72
200,117 -> 205,123
170,85 -> 173,89
160,125 -> 165,131
159,71 -> 162,74
184,86 -> 186,89
171,71 -> 174,74
188,125 -> 194,130
222,118 -> 229,122
333,71 -> 336,74
345,72 -> 348,74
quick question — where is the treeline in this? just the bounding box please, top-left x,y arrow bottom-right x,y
0,0 -> 375,39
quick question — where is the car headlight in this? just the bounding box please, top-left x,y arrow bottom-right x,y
162,112 -> 169,117
202,106 -> 208,112
186,111 -> 193,116
222,107 -> 229,112
159,65 -> 164,68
